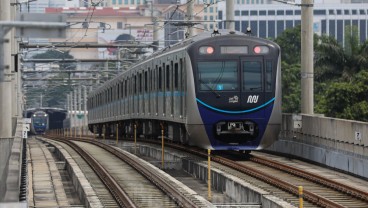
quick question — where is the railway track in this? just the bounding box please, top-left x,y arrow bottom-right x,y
45,136 -> 210,208
112,137 -> 368,208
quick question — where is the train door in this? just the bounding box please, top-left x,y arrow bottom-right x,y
240,57 -> 265,116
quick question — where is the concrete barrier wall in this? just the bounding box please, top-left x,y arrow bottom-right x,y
266,114 -> 368,179
0,139 -> 14,201
283,114 -> 367,147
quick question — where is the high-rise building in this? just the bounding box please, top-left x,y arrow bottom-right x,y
216,2 -> 368,44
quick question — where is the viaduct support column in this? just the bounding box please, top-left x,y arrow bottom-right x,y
0,1 -> 13,138
301,0 -> 314,114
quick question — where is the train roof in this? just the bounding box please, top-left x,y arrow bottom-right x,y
26,107 -> 67,114
88,30 -> 279,97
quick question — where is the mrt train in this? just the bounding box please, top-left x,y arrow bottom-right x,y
30,111 -> 49,135
87,30 -> 281,150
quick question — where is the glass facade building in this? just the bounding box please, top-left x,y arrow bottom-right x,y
217,3 -> 368,44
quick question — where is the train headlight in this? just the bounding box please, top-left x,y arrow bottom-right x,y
199,46 -> 214,55
253,46 -> 269,54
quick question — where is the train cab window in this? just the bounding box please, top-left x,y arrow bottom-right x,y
243,61 -> 263,92
265,61 -> 273,92
197,61 -> 238,91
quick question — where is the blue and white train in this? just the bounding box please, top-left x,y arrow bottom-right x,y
30,111 -> 49,135
87,30 -> 281,150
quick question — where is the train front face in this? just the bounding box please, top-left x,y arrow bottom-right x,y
31,111 -> 49,134
187,34 -> 281,150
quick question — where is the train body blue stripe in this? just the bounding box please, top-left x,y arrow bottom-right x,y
196,97 -> 275,114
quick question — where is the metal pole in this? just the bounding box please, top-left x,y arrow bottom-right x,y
161,124 -> 164,169
301,0 -> 314,114
299,186 -> 304,208
226,0 -> 235,31
151,1 -> 159,51
83,86 -> 87,131
116,123 -> 118,145
0,1 -> 13,138
74,89 -> 77,134
78,86 -> 82,135
186,0 -> 194,38
93,126 -> 96,140
103,125 -> 105,141
134,124 -> 137,154
208,149 -> 212,201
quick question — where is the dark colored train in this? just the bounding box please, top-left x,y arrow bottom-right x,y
87,30 -> 281,150
30,111 -> 49,135
26,107 -> 67,132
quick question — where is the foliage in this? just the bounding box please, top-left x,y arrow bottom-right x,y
281,62 -> 301,113
32,50 -> 73,59
275,24 -> 368,122
26,50 -> 75,108
274,25 -> 302,65
316,71 -> 368,121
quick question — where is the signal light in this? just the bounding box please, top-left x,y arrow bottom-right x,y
253,46 -> 269,54
199,46 -> 214,55
206,47 -> 214,54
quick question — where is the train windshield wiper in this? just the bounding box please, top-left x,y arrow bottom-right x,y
199,80 -> 221,98
250,87 -> 262,91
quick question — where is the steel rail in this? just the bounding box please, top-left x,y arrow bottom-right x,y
76,138 -> 201,208
250,155 -> 368,202
50,137 -> 137,208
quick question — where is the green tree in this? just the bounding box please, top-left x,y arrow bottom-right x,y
27,50 -> 75,108
315,25 -> 368,82
281,62 -> 301,113
274,25 -> 301,65
317,70 -> 368,121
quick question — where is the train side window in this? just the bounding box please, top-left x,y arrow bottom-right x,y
139,73 -> 142,93
166,64 -> 170,90
265,61 -> 273,92
149,69 -> 152,91
243,61 -> 263,92
174,63 -> 178,90
106,89 -> 108,103
110,87 -> 113,101
125,80 -> 128,97
159,67 -> 163,91
145,71 -> 148,92
134,75 -> 137,95
120,81 -> 124,98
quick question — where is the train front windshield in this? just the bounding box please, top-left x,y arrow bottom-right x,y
198,61 -> 238,91
197,60 -> 270,93
33,117 -> 46,126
